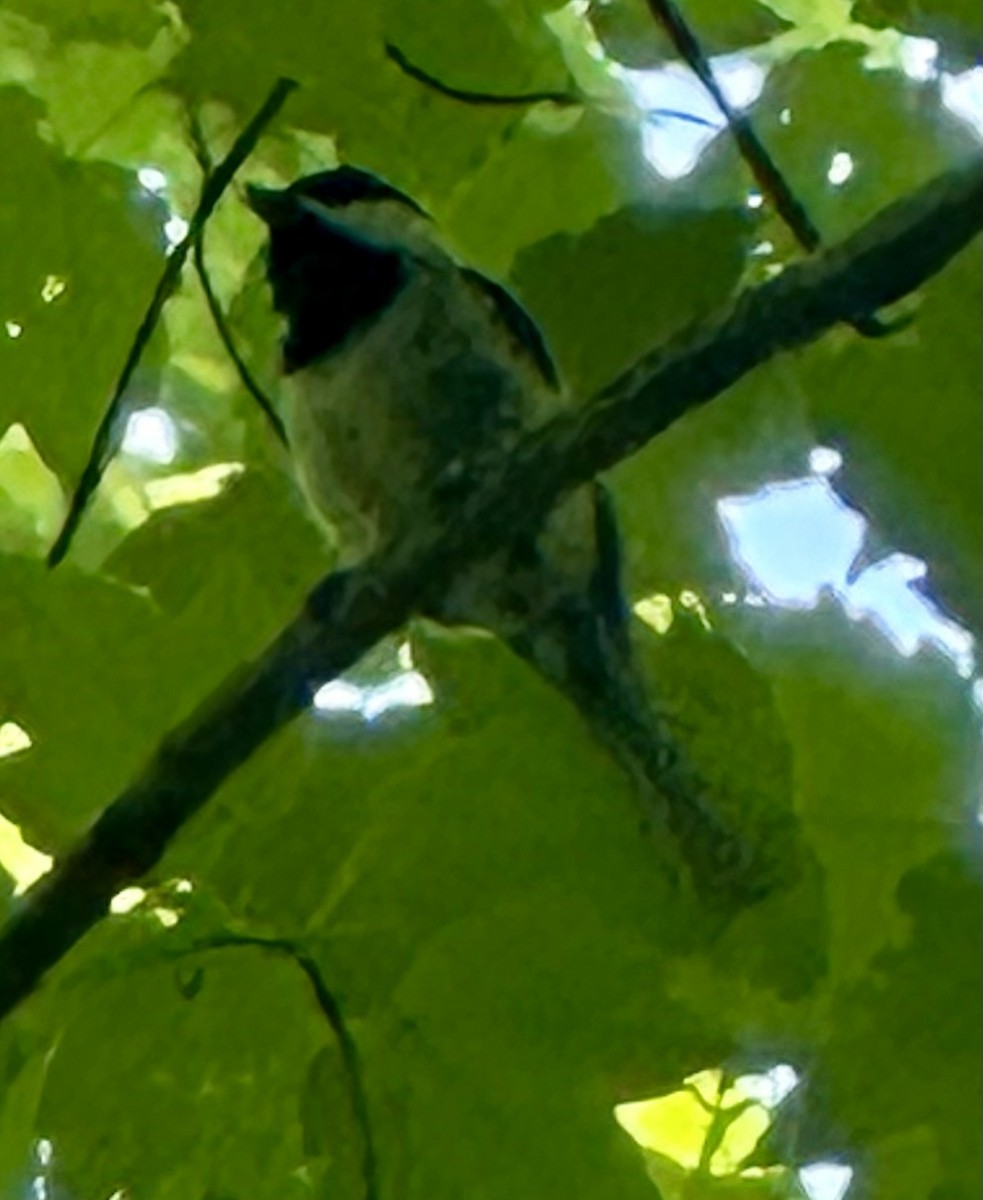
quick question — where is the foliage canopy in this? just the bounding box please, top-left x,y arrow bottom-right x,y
0,1 -> 980,1198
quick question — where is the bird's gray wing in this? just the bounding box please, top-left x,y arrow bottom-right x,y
461,268 -> 560,390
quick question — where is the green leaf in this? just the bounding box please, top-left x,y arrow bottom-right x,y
804,247 -> 982,633
589,0 -> 788,68
752,44 -> 979,243
1,0 -> 166,47
729,605 -> 980,983
168,0 -> 522,203
0,0 -> 978,1195
106,466 -> 327,618
0,559 -> 169,843
0,423 -> 64,558
611,359 -> 817,601
514,202 -> 750,394
383,0 -> 571,99
442,109 -> 644,275
37,940 -> 330,1200
0,88 -> 166,485
854,0 -> 982,69
820,852 -> 983,1198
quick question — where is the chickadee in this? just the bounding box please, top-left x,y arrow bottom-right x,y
247,166 -> 758,900
245,166 -> 625,645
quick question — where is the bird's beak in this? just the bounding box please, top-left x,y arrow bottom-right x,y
244,183 -> 292,226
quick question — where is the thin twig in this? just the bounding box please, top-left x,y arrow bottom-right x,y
644,0 -> 897,337
193,236 -> 289,446
648,106 -> 717,129
3,160 -> 979,1021
189,933 -> 378,1200
646,0 -> 821,247
184,106 -> 288,445
47,76 -> 298,568
185,105 -> 214,176
386,41 -> 579,107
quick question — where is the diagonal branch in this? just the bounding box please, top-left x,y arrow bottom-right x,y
547,163 -> 981,484
645,0 -> 823,249
644,0 -> 901,338
46,77 -> 298,568
2,159 -> 980,1022
182,103 -> 290,447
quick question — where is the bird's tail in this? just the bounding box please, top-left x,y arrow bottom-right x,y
501,483 -> 783,909
432,481 -> 791,908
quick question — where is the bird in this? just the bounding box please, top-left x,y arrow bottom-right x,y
246,165 -> 769,905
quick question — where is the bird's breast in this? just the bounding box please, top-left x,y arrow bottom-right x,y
285,270 -> 540,563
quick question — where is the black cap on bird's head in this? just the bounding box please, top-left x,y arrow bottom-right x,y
245,165 -> 426,229
246,166 -> 429,373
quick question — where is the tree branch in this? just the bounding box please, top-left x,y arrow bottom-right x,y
644,0 -> 906,338
645,0 -> 824,249
46,76 -> 298,568
2,159 -> 979,1021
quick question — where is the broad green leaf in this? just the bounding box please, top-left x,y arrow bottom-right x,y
0,88 -> 166,485
442,108 -> 644,274
0,559 -> 170,843
0,0 -> 978,1195
589,0 -> 788,68
819,852 -> 982,1199
727,605 -> 980,983
37,939 -> 329,1200
513,202 -> 750,395
169,0 -> 524,204
383,0 -> 571,99
0,422 -> 63,558
1,0 -> 165,47
30,27 -> 185,156
854,0 -> 982,68
752,44 -> 979,243
106,466 -> 326,618
0,471 -> 323,845
0,1031 -> 50,1197
804,247 -> 982,633
611,359 -> 817,601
